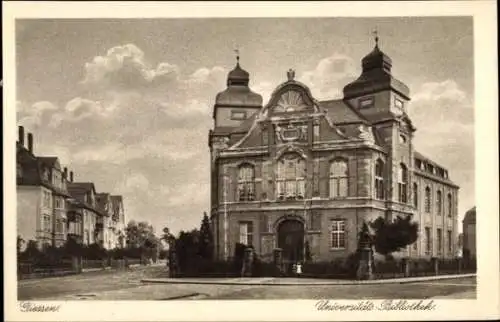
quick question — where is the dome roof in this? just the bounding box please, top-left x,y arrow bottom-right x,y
343,42 -> 409,99
215,58 -> 263,107
227,63 -> 250,86
215,86 -> 262,107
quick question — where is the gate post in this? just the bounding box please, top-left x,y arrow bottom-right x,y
273,248 -> 283,276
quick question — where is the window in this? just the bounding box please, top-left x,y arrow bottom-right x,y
56,219 -> 64,234
425,187 -> 431,213
329,159 -> 348,198
413,238 -> 418,251
43,215 -> 51,232
399,134 -> 407,144
447,230 -> 452,253
398,163 -> 408,203
437,228 -> 442,255
330,220 -> 346,249
55,198 -> 61,209
276,154 -> 306,200
43,191 -> 51,208
436,190 -> 442,215
375,159 -> 384,199
425,227 -> 431,255
413,183 -> 418,208
358,97 -> 374,109
447,193 -> 453,217
231,110 -> 247,120
238,164 -> 255,201
239,221 -> 253,246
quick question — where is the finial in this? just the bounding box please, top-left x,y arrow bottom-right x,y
287,68 -> 295,81
372,29 -> 379,47
234,48 -> 240,65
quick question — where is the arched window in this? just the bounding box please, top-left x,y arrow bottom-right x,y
413,182 -> 418,208
398,163 -> 408,203
375,159 -> 384,199
238,164 -> 255,201
425,186 -> 431,213
276,154 -> 306,200
436,190 -> 442,215
447,193 -> 453,217
330,159 -> 348,198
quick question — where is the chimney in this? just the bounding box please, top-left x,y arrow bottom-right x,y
18,126 -> 25,146
27,133 -> 33,153
64,167 -> 68,179
70,171 -> 74,182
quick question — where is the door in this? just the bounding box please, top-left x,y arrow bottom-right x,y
277,220 -> 305,267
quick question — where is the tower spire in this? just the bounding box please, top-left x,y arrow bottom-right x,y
372,29 -> 379,48
234,48 -> 240,65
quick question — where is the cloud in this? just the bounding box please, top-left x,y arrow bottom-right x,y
412,80 -> 469,103
298,54 -> 357,100
81,44 -> 179,90
410,79 -> 475,218
17,101 -> 59,128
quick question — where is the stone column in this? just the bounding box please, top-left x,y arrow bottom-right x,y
431,257 -> 439,275
273,248 -> 283,276
242,247 -> 254,277
402,257 -> 411,277
356,247 -> 374,280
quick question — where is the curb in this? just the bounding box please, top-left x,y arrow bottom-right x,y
141,273 -> 476,286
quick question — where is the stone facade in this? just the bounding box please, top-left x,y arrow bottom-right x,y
209,41 -> 459,263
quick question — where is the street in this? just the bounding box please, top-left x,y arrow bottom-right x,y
18,267 -> 476,301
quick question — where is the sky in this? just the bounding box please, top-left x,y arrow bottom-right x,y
16,17 -> 474,236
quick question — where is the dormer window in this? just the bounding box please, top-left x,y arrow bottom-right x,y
358,97 -> 374,109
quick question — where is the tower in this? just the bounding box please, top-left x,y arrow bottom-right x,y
343,33 -> 416,214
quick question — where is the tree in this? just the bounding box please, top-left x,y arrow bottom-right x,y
198,212 -> 213,260
17,236 -> 25,258
125,220 -> 160,263
370,215 -> 419,257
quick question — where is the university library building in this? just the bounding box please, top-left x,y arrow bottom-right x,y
208,40 -> 459,264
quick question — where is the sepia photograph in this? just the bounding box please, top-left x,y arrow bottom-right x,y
3,1 -> 499,321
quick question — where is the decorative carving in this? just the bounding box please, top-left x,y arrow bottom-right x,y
274,123 -> 308,143
287,69 -> 296,81
357,125 -> 375,143
275,90 -> 308,112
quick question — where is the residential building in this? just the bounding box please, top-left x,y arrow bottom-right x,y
67,182 -> 102,246
17,126 -> 72,249
111,195 -> 127,248
462,206 -> 476,259
208,38 -> 459,263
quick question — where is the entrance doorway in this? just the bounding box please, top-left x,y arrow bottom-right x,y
277,220 -> 305,267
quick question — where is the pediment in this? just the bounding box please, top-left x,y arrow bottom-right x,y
274,90 -> 309,113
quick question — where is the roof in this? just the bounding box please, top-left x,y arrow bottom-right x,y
68,182 -> 96,194
37,156 -> 59,167
414,151 -> 448,171
319,99 -> 368,124
215,85 -> 263,107
463,206 -> 476,223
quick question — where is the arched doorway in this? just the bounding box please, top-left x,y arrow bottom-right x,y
277,219 -> 305,266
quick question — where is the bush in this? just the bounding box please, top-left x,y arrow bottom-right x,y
301,259 -> 351,279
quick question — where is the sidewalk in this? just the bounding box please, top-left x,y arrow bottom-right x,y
142,273 -> 476,286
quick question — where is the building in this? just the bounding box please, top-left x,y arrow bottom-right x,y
95,193 -> 125,250
110,195 -> 127,248
67,182 -> 102,246
462,206 -> 476,259
208,38 -> 459,263
17,126 -> 72,249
